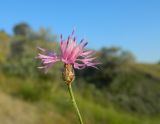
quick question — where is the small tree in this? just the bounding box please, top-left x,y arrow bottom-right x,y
13,23 -> 31,37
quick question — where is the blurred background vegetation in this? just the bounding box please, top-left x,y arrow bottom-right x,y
0,22 -> 160,124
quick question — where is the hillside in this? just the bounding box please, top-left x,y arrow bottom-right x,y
0,26 -> 160,124
106,63 -> 160,114
0,63 -> 160,124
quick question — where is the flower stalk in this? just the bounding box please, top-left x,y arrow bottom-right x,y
63,64 -> 84,124
67,84 -> 84,124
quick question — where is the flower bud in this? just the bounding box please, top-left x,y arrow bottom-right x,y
62,64 -> 75,85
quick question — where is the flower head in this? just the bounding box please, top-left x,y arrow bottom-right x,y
37,31 -> 100,73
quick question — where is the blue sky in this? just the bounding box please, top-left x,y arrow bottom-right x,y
0,0 -> 160,63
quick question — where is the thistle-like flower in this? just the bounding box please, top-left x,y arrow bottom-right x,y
37,31 -> 100,74
37,31 -> 100,124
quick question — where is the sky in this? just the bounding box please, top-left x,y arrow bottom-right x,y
0,0 -> 160,63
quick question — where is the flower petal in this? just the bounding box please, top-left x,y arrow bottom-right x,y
36,47 -> 59,72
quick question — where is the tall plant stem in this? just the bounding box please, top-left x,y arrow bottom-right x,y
67,84 -> 84,124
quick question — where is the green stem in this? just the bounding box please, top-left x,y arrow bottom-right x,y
67,84 -> 84,124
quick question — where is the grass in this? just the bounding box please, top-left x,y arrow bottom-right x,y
0,63 -> 160,124
131,63 -> 160,79
0,91 -> 71,124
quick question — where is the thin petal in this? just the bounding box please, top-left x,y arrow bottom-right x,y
37,47 -> 46,52
36,47 -> 59,73
80,50 -> 96,57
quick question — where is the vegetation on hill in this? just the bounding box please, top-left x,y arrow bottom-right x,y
0,23 -> 160,124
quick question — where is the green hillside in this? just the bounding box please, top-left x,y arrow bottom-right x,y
0,63 -> 160,124
0,23 -> 160,124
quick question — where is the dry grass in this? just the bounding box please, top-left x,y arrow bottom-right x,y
0,91 -> 70,124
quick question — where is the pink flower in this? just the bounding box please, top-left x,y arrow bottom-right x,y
37,31 -> 100,72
